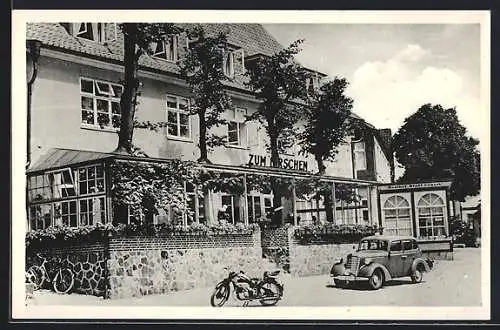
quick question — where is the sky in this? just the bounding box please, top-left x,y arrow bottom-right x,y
262,24 -> 482,141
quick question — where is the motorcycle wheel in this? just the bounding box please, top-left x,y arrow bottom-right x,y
259,282 -> 281,306
210,283 -> 230,307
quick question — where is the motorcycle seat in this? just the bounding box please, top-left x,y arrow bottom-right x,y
264,270 -> 281,277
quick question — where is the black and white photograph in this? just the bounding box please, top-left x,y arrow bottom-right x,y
12,10 -> 490,320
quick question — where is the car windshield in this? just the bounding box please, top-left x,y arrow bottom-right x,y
358,239 -> 388,251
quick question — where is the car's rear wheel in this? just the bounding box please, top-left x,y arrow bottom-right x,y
368,269 -> 384,290
411,267 -> 424,283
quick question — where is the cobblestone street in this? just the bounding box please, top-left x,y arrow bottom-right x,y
27,248 -> 482,307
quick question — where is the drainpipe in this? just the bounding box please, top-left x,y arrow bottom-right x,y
26,39 -> 42,170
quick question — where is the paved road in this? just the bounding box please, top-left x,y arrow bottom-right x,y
28,248 -> 482,307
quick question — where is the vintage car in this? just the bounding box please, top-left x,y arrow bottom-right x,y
330,235 -> 434,290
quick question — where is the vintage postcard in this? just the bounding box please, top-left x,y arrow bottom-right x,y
11,10 -> 490,321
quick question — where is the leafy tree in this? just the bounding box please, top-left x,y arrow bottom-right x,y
114,23 -> 183,155
179,25 -> 232,163
298,77 -> 354,222
393,103 -> 480,201
245,40 -> 310,223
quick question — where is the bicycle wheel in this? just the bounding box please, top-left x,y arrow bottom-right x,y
27,266 -> 44,290
53,268 -> 74,294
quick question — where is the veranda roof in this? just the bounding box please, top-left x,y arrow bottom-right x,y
27,148 -> 379,187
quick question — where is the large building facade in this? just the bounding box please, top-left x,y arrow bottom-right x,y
26,23 -> 397,232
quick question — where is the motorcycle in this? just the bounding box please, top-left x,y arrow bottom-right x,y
210,267 -> 284,307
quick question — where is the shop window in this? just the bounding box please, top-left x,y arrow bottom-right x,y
383,195 -> 412,236
166,95 -> 191,140
417,193 -> 446,238
227,108 -> 247,147
353,141 -> 367,171
151,35 -> 179,62
80,77 -> 123,130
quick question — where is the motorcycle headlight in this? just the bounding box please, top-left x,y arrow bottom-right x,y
334,257 -> 343,264
363,258 -> 373,266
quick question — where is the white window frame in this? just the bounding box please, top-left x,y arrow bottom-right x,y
383,195 -> 412,236
416,193 -> 447,238
353,140 -> 367,171
223,50 -> 235,78
151,35 -> 179,62
226,107 -> 248,148
74,23 -> 116,43
166,95 -> 192,141
80,77 -> 123,131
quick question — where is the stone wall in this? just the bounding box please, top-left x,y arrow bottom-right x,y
288,239 -> 353,277
26,241 -> 108,297
261,227 -> 290,272
107,231 -> 264,299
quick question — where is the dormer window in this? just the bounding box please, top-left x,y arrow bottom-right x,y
222,48 -> 245,78
306,73 -> 320,95
63,23 -> 116,43
151,35 -> 179,62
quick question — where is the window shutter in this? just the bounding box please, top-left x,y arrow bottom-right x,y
91,23 -> 99,41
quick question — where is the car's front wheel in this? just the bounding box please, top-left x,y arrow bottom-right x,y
368,269 -> 384,290
411,268 -> 423,283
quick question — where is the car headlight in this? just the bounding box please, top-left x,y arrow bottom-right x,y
363,258 -> 373,266
334,257 -> 343,264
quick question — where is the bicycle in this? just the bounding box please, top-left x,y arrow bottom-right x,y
26,253 -> 75,294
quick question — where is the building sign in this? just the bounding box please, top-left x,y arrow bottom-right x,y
379,181 -> 451,191
248,154 -> 309,172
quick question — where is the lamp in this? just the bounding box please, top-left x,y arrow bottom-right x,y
26,39 -> 42,169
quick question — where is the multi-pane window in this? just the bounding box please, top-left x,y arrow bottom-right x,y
27,164 -> 107,230
151,35 -> 179,62
78,165 -> 105,195
71,23 -> 116,43
80,78 -> 123,130
29,204 -> 52,231
166,95 -> 191,139
53,200 -> 78,227
227,108 -> 247,147
79,196 -> 106,226
417,193 -> 446,238
383,195 -> 412,236
353,141 -> 367,171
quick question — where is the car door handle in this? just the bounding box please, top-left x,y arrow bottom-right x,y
401,256 -> 408,260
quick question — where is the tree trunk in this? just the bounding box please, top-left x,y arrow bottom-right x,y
315,156 -> 334,222
114,23 -> 140,155
268,123 -> 282,226
198,111 -> 210,163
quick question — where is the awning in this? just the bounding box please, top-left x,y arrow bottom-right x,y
27,148 -> 115,174
27,148 -> 379,186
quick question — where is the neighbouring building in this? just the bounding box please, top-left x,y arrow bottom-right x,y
26,22 -> 401,234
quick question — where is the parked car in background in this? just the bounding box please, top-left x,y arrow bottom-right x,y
330,235 -> 434,290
